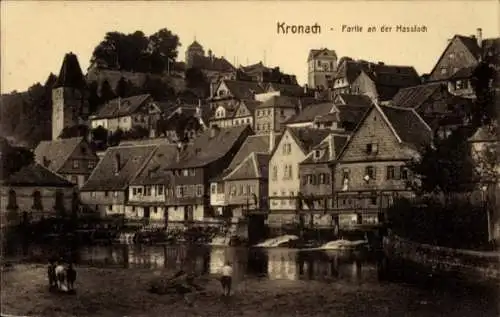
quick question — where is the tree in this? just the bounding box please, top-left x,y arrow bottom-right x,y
91,126 -> 109,143
142,76 -> 175,101
87,81 -> 101,114
100,80 -> 116,103
59,124 -> 89,139
116,77 -> 130,98
0,139 -> 34,180
185,67 -> 210,97
90,28 -> 180,73
407,127 -> 478,195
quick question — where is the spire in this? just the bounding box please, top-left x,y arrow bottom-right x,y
53,52 -> 86,89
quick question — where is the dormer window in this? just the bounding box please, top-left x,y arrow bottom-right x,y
313,150 -> 322,160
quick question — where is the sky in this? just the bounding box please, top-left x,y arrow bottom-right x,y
1,1 -> 499,94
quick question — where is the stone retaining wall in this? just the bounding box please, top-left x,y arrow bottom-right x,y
383,235 -> 500,283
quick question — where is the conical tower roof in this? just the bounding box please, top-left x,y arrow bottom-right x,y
53,52 -> 87,89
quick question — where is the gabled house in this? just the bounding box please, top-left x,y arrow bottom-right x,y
156,102 -> 209,142
160,126 -> 252,226
298,133 -> 350,228
427,29 -> 499,82
254,96 -> 300,134
240,62 -> 298,85
209,99 -> 260,129
209,79 -> 265,104
332,104 -> 432,228
210,133 -> 279,217
351,63 -> 421,103
34,137 -> 99,188
264,82 -> 304,97
332,57 -> 366,93
127,143 -> 179,224
267,127 -> 331,228
90,94 -> 162,135
1,163 -> 76,226
80,144 -> 158,216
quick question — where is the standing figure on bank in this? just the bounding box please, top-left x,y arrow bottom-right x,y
220,261 -> 233,296
55,260 -> 67,291
47,260 -> 57,289
66,263 -> 77,291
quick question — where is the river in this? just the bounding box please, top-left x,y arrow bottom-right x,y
2,244 -> 499,316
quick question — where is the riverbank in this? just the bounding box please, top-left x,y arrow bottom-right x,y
2,262 -> 496,317
383,235 -> 500,287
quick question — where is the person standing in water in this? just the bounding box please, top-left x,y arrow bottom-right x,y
220,261 -> 233,296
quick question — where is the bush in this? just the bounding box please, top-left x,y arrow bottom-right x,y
387,196 -> 489,249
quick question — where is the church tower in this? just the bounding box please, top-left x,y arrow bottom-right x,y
307,48 -> 338,90
185,40 -> 205,68
52,52 -> 89,140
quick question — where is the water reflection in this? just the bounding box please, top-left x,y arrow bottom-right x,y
24,244 -> 378,283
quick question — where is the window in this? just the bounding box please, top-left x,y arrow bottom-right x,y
230,185 -> 236,196
449,53 -> 455,59
342,168 -> 350,181
176,186 -> 184,198
282,143 -> 291,155
366,143 -> 378,154
196,185 -> 203,197
71,175 -> 78,184
314,150 -> 321,160
137,188 -> 143,195
319,174 -> 325,184
145,186 -> 152,196
113,191 -> 118,197
280,109 -> 285,116
239,185 -> 244,195
369,194 -> 377,205
108,205 -> 113,211
281,191 -> 286,205
272,166 -> 278,181
440,67 -> 447,75
73,160 -> 79,168
386,166 -> 395,180
365,166 -> 375,180
272,192 -> 278,206
183,170 -> 189,176
88,161 -> 95,169
401,167 -> 409,180
91,192 -> 96,198
104,191 -> 109,197
211,184 -> 217,194
32,190 -> 43,210
158,185 -> 164,195
189,169 -> 196,176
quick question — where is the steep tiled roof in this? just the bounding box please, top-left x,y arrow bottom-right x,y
256,95 -> 300,109
337,94 -> 374,107
240,61 -> 271,73
286,102 -> 334,124
265,83 -> 304,97
391,82 -> 446,109
224,152 -> 270,181
379,105 -> 432,149
34,137 -> 84,173
363,64 -> 422,101
336,105 -> 371,130
300,134 -> 350,164
81,145 -> 157,191
223,80 -> 265,99
287,128 -> 332,154
257,96 -> 299,109
93,94 -> 152,119
191,55 -> 235,72
131,143 -> 179,185
167,125 -> 251,169
233,100 -> 261,117
449,66 -> 476,80
227,134 -> 274,170
334,59 -> 367,83
6,163 -> 74,187
308,49 -> 337,61
53,53 -> 87,89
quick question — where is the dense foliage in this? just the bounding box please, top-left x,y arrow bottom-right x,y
387,197 -> 491,250
0,138 -> 34,180
90,29 -> 180,74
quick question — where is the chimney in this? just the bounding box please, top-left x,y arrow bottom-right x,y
114,153 -> 121,174
269,130 -> 275,153
476,28 -> 483,47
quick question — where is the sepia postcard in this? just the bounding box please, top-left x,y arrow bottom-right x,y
0,1 -> 499,316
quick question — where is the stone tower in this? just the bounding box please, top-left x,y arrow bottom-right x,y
52,52 -> 89,140
307,48 -> 338,90
185,40 -> 205,68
